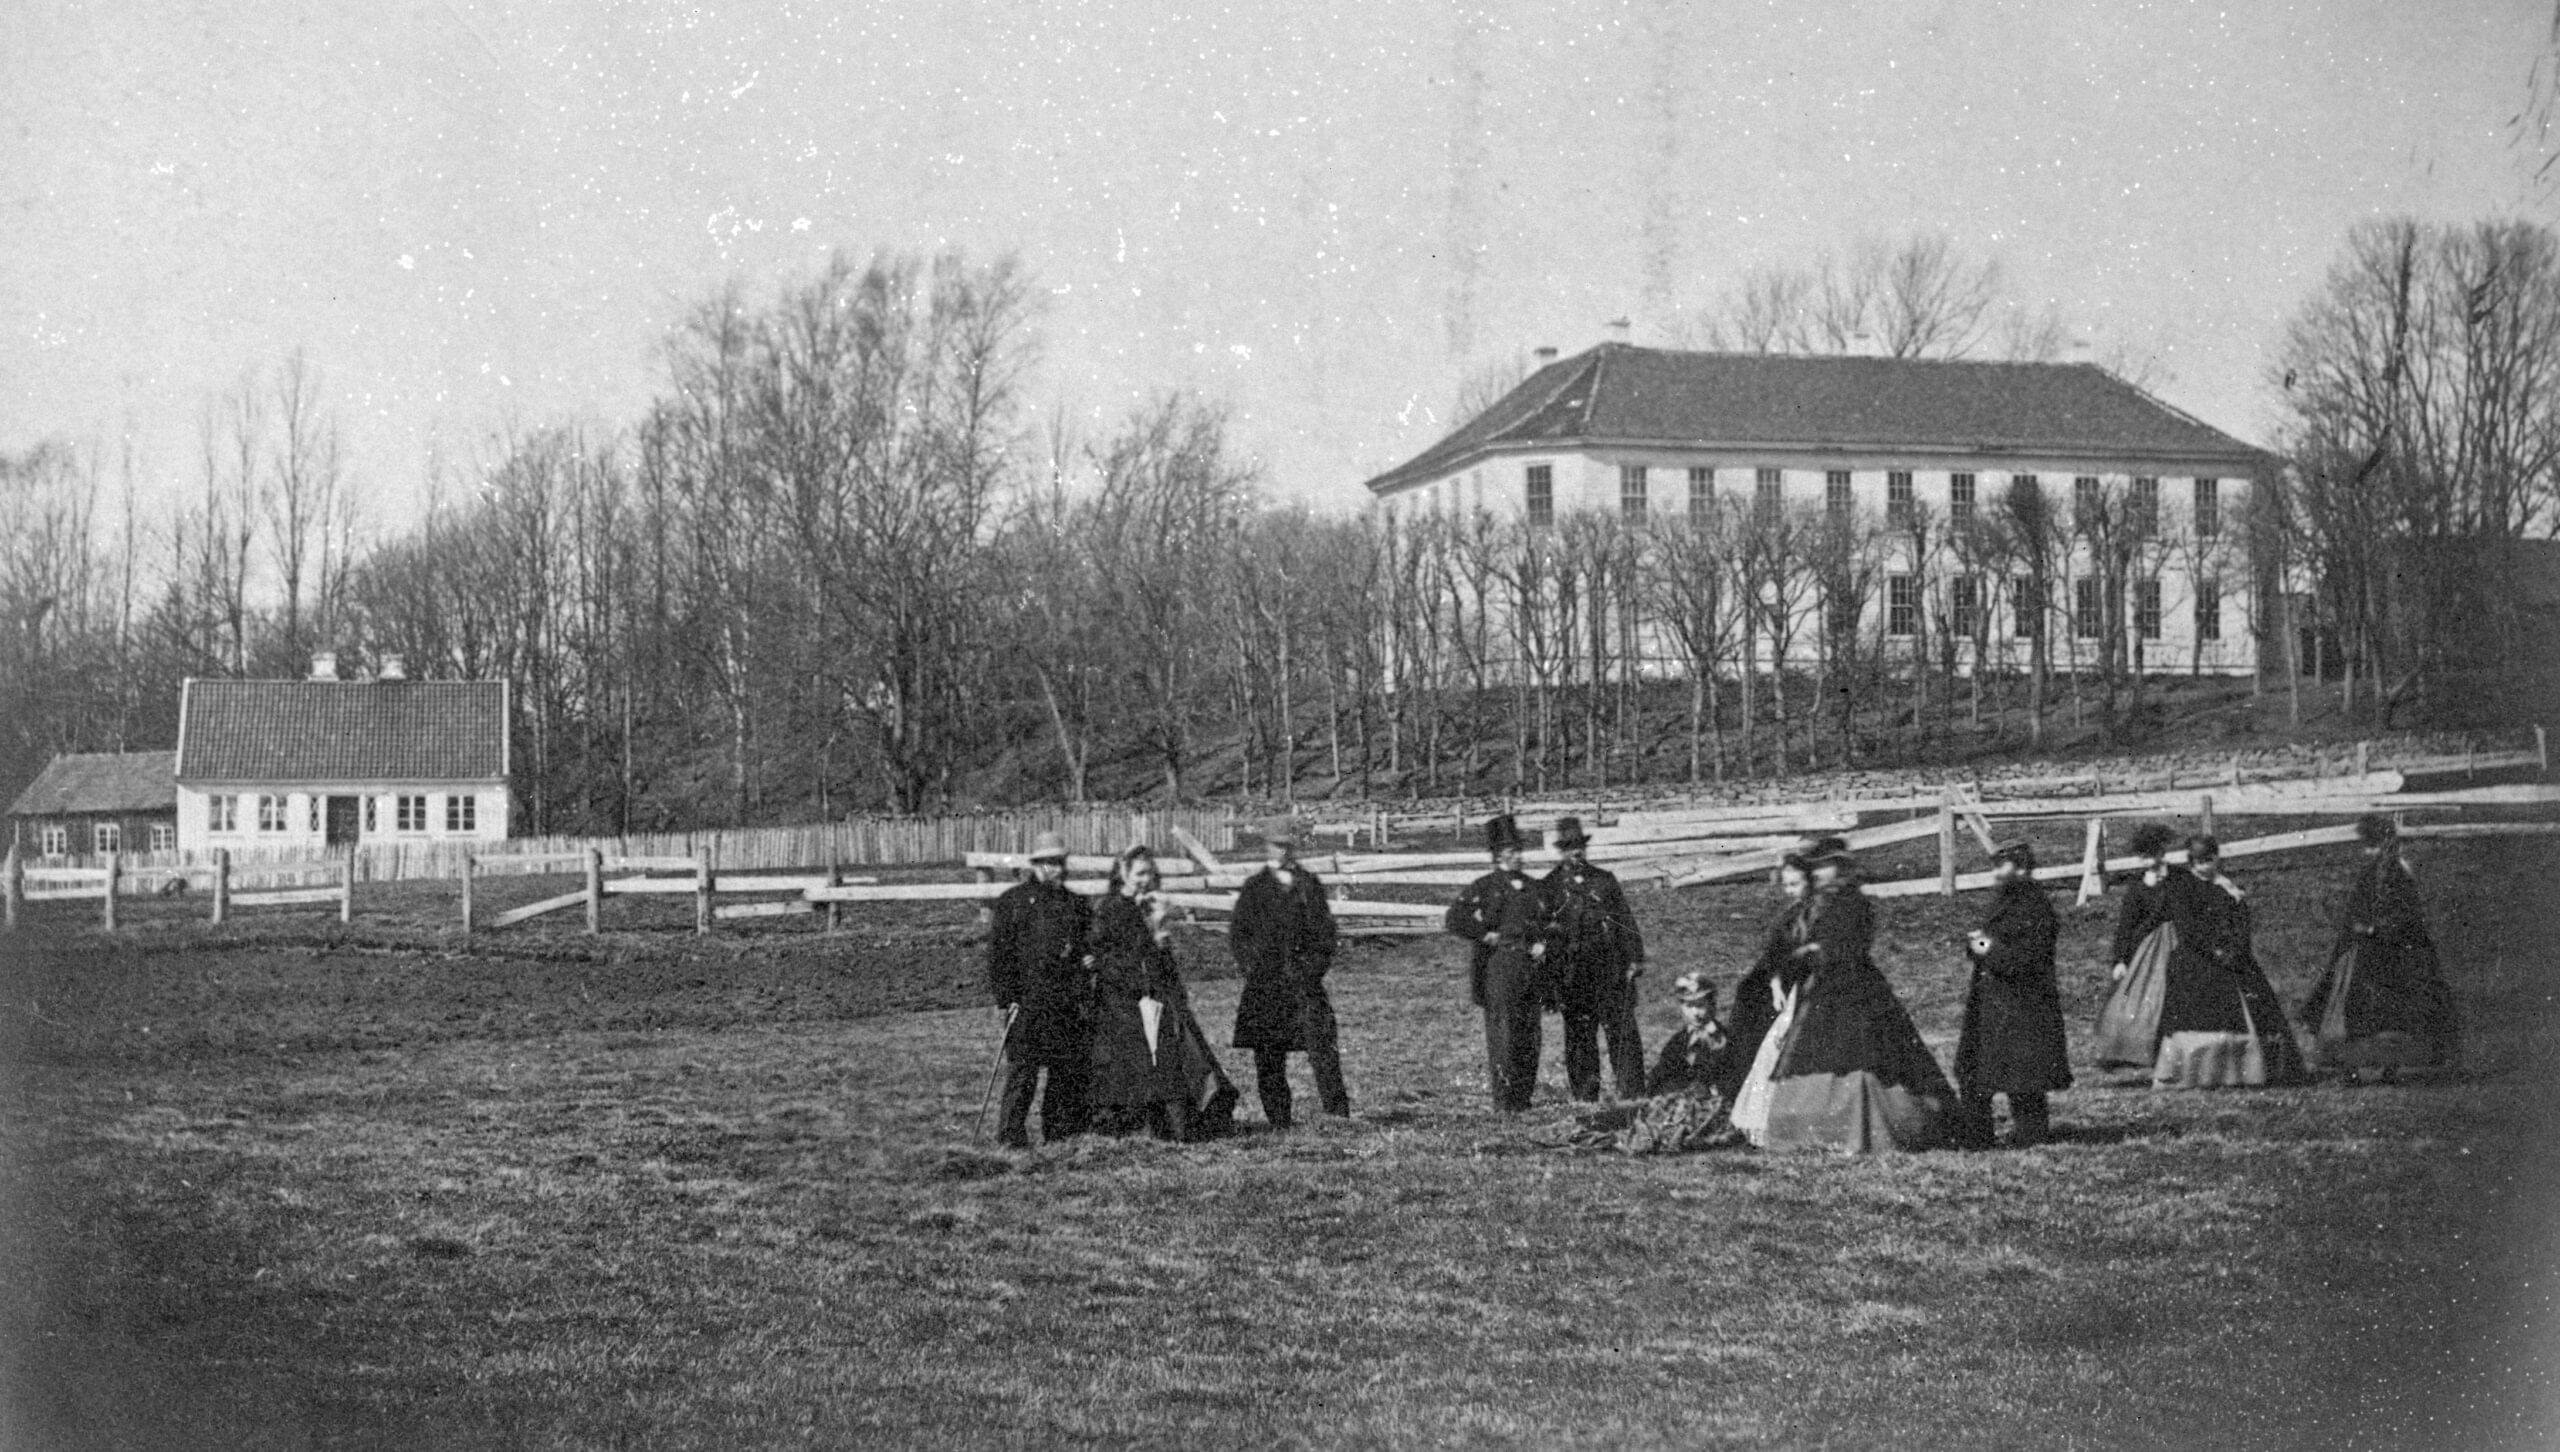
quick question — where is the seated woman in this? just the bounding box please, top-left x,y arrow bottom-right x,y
1559,972 -> 1743,1154
2149,835 -> 2311,1089
1087,845 -> 1237,1140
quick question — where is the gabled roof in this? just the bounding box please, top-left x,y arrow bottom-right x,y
8,751 -> 176,818
1365,344 -> 2269,495
177,679 -> 508,784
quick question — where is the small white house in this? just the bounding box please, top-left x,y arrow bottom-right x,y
173,656 -> 510,854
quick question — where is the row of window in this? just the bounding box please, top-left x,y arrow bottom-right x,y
203,793 -> 478,834
1509,465 -> 2222,535
30,822 -> 176,858
1861,575 -> 2220,641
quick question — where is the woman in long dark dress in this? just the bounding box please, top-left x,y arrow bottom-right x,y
1088,846 -> 1232,1140
1726,856 -> 1812,1146
1756,845 -> 1956,1152
2093,823 -> 2179,1071
2148,836 -> 2310,1089
2303,815 -> 2459,1081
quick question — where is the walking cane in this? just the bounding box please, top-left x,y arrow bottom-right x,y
976,1004 -> 1020,1143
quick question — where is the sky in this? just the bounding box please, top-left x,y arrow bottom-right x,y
4,0 -> 2555,542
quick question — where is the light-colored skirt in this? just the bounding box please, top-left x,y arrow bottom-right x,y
1728,985 -> 1798,1147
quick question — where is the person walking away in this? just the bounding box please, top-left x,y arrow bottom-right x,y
2093,823 -> 2179,1072
1230,816 -> 1350,1128
988,832 -> 1094,1148
2149,836 -> 2311,1089
1543,815 -> 1649,1102
1952,840 -> 2072,1148
2303,814 -> 2459,1083
1087,846 -> 1199,1141
1445,814 -> 1556,1113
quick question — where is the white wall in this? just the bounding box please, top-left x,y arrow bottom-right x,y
176,785 -> 511,854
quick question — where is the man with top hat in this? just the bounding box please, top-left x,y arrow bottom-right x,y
1543,815 -> 1649,1101
1952,839 -> 2071,1148
987,831 -> 1095,1148
1230,815 -> 1350,1127
1445,814 -> 1558,1112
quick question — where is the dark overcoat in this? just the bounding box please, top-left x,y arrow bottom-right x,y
1769,886 -> 1955,1101
1644,1022 -> 1740,1099
1444,869 -> 1555,1009
987,878 -> 1093,1066
2154,868 -> 2265,1037
1087,892 -> 1191,1107
1953,879 -> 2073,1095
1542,859 -> 1646,1016
1229,865 -> 1340,1052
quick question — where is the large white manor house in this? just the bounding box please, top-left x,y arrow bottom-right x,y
1365,343 -> 2267,677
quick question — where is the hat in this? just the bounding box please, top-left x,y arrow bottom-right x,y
1805,836 -> 1855,869
1261,815 -> 1302,848
1672,971 -> 1717,1007
1551,815 -> 1591,848
2355,813 -> 2398,845
2127,822 -> 2176,860
1028,831 -> 1069,863
1483,813 -> 1527,856
2184,833 -> 2222,863
1991,838 -> 2036,871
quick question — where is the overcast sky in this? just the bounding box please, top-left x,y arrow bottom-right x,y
5,0 -> 2554,538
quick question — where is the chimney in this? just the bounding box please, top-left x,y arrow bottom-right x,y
1605,316 -> 1632,344
309,651 -> 338,682
1533,345 -> 1559,365
378,654 -> 407,681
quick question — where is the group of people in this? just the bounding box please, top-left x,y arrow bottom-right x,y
985,805 -> 2459,1154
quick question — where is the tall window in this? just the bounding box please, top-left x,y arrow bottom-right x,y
2197,578 -> 2222,641
93,822 -> 120,855
307,795 -> 323,833
149,824 -> 174,854
2074,578 -> 2104,639
1886,575 -> 1920,636
1950,472 -> 1976,522
1526,464 -> 1554,528
1755,467 -> 1783,522
2195,477 -> 2220,537
1619,464 -> 1649,523
2135,579 -> 2163,640
1825,470 -> 1853,518
1951,575 -> 1980,638
397,795 -> 429,833
209,794 -> 238,833
2073,476 -> 2102,527
2131,477 -> 2160,536
2015,577 -> 2044,639
258,795 -> 287,832
1687,466 -> 1714,521
446,794 -> 478,833
38,825 -> 66,857
1886,471 -> 1914,525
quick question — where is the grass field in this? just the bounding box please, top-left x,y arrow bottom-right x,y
3,836 -> 2556,1449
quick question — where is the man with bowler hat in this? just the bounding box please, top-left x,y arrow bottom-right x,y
1543,815 -> 1649,1101
987,831 -> 1095,1148
1952,838 -> 2071,1148
1230,815 -> 1350,1127
1446,814 -> 1557,1112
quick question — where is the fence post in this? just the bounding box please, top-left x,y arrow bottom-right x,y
4,843 -> 18,930
1937,789 -> 1957,897
2540,724 -> 2550,773
211,848 -> 229,925
2076,817 -> 2104,906
460,851 -> 475,933
975,865 -> 995,926
2199,794 -> 2215,839
2355,740 -> 2369,778
585,847 -> 603,934
339,847 -> 355,925
825,859 -> 843,933
102,852 -> 119,932
2229,753 -> 2242,788
695,846 -> 713,935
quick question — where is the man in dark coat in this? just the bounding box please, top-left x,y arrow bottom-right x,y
1543,816 -> 1648,1101
1445,814 -> 1556,1112
1229,816 -> 1349,1128
987,831 -> 1094,1148
1952,840 -> 2072,1148
2304,814 -> 2459,1081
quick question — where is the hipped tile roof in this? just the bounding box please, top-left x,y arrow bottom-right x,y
1366,344 -> 2268,495
178,679 -> 507,784
8,751 -> 177,818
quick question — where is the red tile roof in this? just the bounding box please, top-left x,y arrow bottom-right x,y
1365,344 -> 2269,495
177,679 -> 507,784
8,751 -> 176,818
